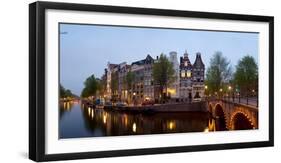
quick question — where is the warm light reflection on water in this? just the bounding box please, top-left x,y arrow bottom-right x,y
132,122 -> 137,133
61,101 -> 73,111
59,102 -> 220,138
87,107 -> 91,116
103,114 -> 107,124
91,110 -> 94,119
168,121 -> 176,130
208,119 -> 216,131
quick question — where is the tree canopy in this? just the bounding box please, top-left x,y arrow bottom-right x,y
205,51 -> 232,94
81,74 -> 100,98
152,54 -> 176,101
60,84 -> 75,98
234,55 -> 258,95
125,70 -> 135,91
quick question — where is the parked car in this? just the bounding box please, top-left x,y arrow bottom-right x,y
115,102 -> 128,107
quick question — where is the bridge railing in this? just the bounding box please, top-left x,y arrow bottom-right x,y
205,96 -> 258,108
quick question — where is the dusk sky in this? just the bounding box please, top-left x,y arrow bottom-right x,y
60,23 -> 259,95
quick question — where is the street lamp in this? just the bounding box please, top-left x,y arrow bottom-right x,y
219,88 -> 223,100
133,92 -> 136,106
228,86 -> 232,90
228,86 -> 232,102
204,85 -> 208,101
238,92 -> 241,103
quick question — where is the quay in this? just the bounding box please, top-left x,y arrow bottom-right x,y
103,101 -> 208,113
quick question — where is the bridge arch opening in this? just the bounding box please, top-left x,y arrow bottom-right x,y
232,112 -> 254,130
214,104 -> 227,131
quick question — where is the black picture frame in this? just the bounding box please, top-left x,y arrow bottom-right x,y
29,1 -> 274,162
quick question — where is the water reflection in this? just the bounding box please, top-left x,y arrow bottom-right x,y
60,102 -> 223,138
59,101 -> 74,118
132,122 -> 137,133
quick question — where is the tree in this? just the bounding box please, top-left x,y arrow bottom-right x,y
124,70 -> 135,103
60,84 -> 67,98
110,72 -> 119,102
60,84 -> 75,99
98,75 -> 107,97
205,51 -> 232,95
81,87 -> 90,98
234,55 -> 258,97
152,53 -> 176,102
81,74 -> 99,98
65,89 -> 73,97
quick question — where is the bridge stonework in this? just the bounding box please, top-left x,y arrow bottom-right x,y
208,100 -> 258,130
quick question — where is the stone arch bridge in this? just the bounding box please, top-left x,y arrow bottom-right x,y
207,99 -> 258,131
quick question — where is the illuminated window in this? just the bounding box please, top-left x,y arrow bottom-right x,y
167,88 -> 176,95
181,70 -> 185,77
186,70 -> 191,77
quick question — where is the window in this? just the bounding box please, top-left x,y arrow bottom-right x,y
186,70 -> 191,77
181,70 -> 185,78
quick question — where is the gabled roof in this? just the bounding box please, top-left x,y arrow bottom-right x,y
180,51 -> 192,68
108,63 -> 118,69
125,65 -> 131,69
193,52 -> 205,69
131,54 -> 154,65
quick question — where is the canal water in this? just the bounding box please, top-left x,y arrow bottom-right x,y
59,101 -> 216,139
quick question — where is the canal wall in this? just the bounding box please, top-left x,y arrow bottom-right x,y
105,101 -> 208,113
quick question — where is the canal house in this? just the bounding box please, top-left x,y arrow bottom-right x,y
179,51 -> 205,101
105,51 -> 205,104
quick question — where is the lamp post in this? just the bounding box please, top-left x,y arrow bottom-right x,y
219,88 -> 223,100
238,92 -> 241,103
133,92 -> 136,106
228,85 -> 232,102
215,92 -> 218,100
252,89 -> 258,107
204,85 -> 208,101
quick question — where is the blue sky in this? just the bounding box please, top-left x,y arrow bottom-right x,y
60,23 -> 258,95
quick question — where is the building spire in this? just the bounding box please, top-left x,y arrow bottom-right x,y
184,50 -> 188,58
